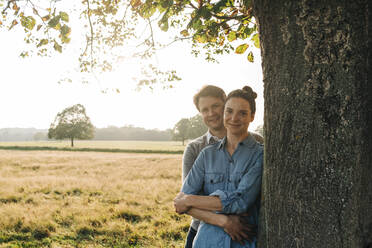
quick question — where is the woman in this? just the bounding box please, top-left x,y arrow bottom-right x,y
174,86 -> 263,248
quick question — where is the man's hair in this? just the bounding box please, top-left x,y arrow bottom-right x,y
226,86 -> 257,114
193,85 -> 226,111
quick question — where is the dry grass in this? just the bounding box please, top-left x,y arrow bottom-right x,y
0,150 -> 189,247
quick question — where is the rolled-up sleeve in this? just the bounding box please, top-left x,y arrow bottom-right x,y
210,151 -> 263,214
181,151 -> 206,195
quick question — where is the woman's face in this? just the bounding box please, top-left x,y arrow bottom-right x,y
223,97 -> 255,136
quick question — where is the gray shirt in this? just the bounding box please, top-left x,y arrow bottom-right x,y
182,131 -> 263,230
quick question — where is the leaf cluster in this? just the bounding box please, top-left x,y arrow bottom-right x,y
1,0 -> 71,56
131,0 -> 259,62
1,0 -> 260,88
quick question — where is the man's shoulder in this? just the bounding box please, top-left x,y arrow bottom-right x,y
187,133 -> 208,147
250,131 -> 264,144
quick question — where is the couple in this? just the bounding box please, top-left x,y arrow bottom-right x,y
174,85 -> 263,248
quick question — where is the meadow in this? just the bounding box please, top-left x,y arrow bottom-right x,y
0,148 -> 190,247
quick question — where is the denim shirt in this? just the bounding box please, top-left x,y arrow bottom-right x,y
181,134 -> 263,248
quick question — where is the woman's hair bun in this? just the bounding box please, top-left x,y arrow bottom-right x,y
242,86 -> 257,99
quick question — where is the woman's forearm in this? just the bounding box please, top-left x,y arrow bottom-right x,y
185,194 -> 223,212
186,207 -> 227,228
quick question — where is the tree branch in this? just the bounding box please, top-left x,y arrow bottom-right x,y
147,17 -> 155,47
86,0 -> 94,65
2,0 -> 16,14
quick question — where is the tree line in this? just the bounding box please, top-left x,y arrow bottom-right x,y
0,104 -> 208,145
0,126 -> 171,142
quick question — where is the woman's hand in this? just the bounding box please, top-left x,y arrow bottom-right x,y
174,192 -> 191,214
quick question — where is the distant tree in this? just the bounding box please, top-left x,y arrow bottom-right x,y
172,118 -> 191,145
48,104 -> 94,147
188,114 -> 208,139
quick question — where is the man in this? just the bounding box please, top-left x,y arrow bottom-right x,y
182,85 -> 263,248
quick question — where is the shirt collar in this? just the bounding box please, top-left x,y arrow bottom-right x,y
217,133 -> 256,150
206,130 -> 222,144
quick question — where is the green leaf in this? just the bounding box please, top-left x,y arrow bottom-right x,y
191,19 -> 202,30
247,51 -> 254,62
235,43 -> 249,54
194,34 -> 208,43
61,36 -> 71,44
251,33 -> 260,48
48,15 -> 60,28
158,12 -> 169,32
60,12 -> 69,22
180,30 -> 189,37
139,3 -> 156,18
158,19 -> 169,31
199,6 -> 212,20
21,16 -> 36,30
161,0 -> 173,9
37,39 -> 49,48
60,24 -> 71,37
227,31 -> 237,42
54,42 -> 62,53
54,23 -> 61,30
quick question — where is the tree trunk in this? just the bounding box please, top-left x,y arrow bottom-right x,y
71,137 -> 74,147
253,0 -> 371,247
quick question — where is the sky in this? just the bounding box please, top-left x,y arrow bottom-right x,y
0,6 -> 264,132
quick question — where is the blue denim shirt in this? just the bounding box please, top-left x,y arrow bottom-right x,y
181,134 -> 263,248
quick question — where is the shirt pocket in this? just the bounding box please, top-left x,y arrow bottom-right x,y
230,172 -> 244,190
204,173 -> 224,194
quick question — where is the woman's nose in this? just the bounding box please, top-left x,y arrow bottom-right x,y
231,113 -> 239,121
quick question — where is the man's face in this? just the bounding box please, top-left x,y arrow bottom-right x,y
198,96 -> 225,131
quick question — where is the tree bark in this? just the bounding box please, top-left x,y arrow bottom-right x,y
71,137 -> 74,147
253,0 -> 371,247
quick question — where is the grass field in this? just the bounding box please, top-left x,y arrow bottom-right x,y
0,140 -> 185,151
0,149 -> 189,247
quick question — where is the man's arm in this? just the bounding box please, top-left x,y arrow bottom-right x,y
182,142 -> 199,183
185,208 -> 256,244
